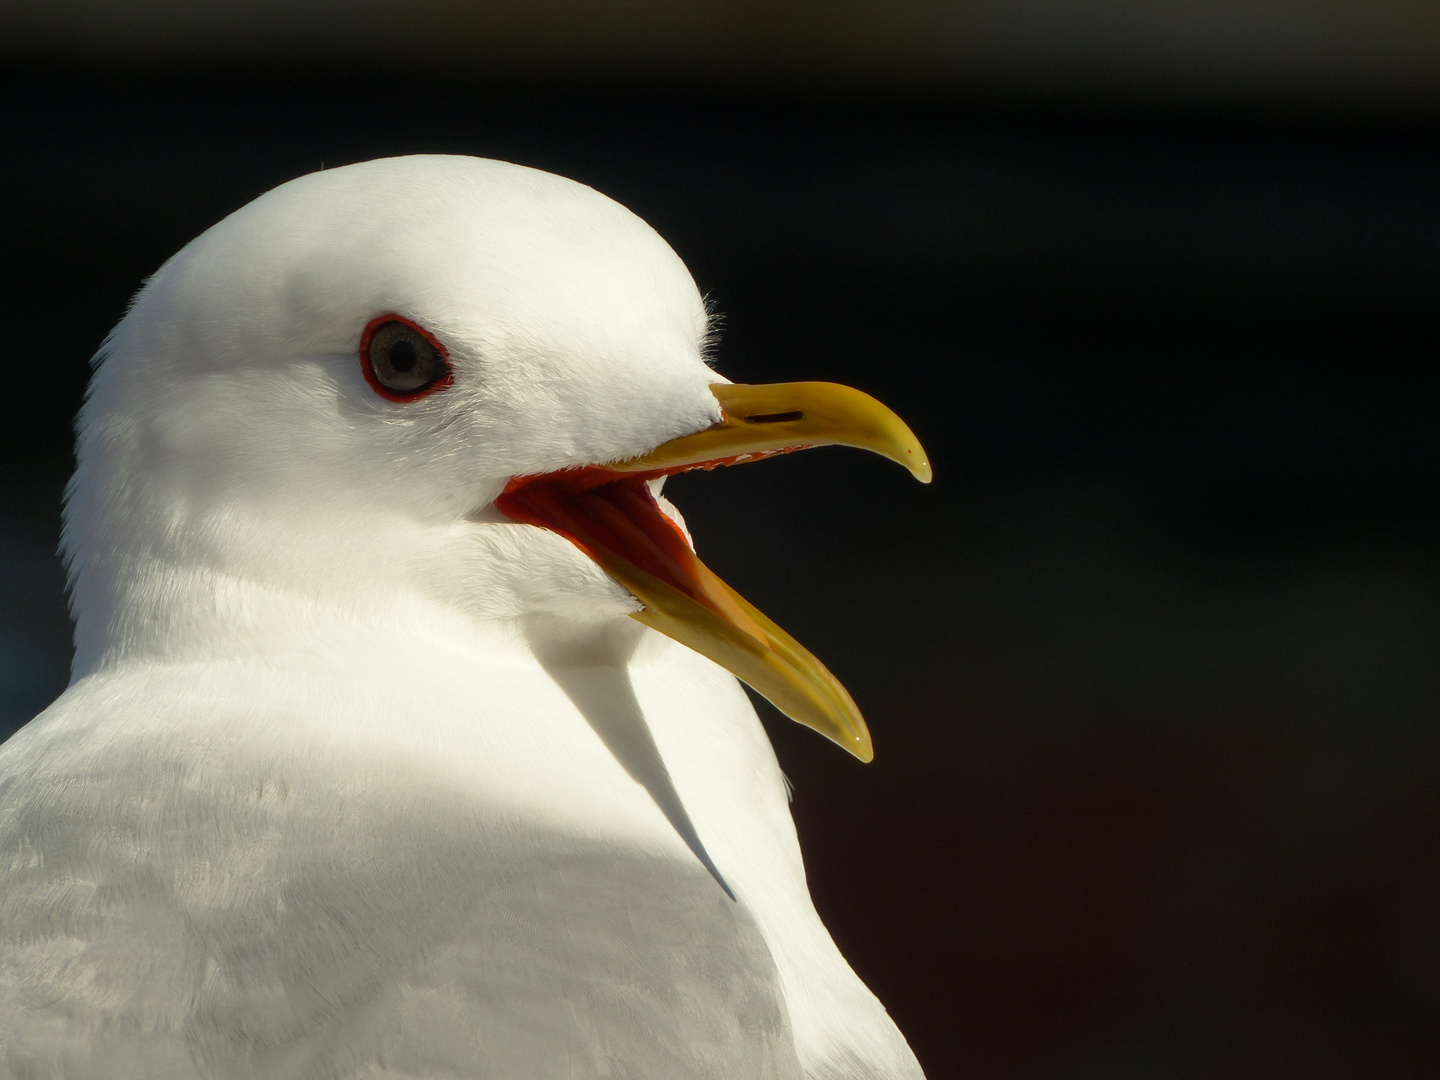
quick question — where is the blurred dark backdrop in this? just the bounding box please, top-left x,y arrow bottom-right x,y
4,4 -> 1440,1076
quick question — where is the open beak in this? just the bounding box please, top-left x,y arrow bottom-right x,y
497,382 -> 931,762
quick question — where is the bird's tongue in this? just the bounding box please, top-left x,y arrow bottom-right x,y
497,474 -> 767,643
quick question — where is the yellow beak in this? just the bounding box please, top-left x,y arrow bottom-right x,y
613,381 -> 932,483
497,381 -> 931,762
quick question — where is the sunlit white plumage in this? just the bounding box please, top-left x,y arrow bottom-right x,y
0,156 -> 923,1079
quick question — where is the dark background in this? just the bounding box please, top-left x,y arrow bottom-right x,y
4,3 -> 1440,1075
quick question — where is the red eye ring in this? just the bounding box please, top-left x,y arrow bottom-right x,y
359,314 -> 454,403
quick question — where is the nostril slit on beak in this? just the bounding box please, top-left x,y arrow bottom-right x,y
743,411 -> 804,424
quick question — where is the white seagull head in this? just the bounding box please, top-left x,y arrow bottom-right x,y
64,154 -> 929,759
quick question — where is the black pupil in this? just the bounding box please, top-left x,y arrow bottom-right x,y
387,340 -> 417,373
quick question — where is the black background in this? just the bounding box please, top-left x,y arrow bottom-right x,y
3,69 -> 1439,1077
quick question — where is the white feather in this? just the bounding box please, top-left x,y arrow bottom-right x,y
1,156 -> 922,1079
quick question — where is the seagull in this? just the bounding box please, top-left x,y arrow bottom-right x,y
0,156 -> 931,1079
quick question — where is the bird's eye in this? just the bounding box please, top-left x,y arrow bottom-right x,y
359,316 -> 453,401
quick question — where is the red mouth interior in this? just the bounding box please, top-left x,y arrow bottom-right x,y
496,455 -> 789,643
497,470 -> 702,602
